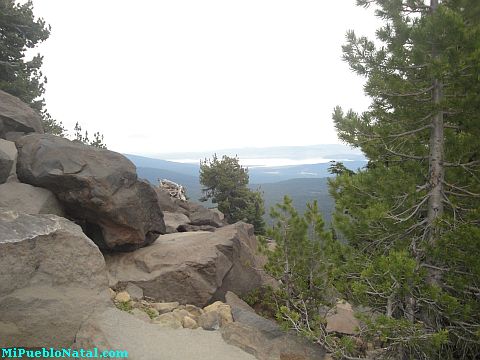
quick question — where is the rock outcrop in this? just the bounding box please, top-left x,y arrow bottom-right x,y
0,90 -> 44,138
163,211 -> 191,233
222,292 -> 326,360
106,222 -> 267,307
0,139 -> 17,183
0,182 -> 65,216
0,209 -> 110,348
16,134 -> 165,251
154,186 -> 227,233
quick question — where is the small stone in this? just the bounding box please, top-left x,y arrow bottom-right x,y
204,301 -> 233,326
197,311 -> 221,331
185,304 -> 204,320
152,302 -> 179,314
115,291 -> 130,303
326,300 -> 360,335
108,288 -> 116,300
172,309 -> 190,322
153,312 -> 182,329
182,316 -> 198,329
125,283 -> 144,301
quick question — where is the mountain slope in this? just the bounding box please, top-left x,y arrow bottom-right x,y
251,178 -> 334,224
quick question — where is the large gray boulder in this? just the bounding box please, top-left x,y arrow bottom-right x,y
0,90 -> 43,138
0,209 -> 110,348
0,182 -> 64,216
0,139 -> 17,183
106,222 -> 268,307
163,211 -> 191,233
222,292 -> 326,360
16,134 -> 165,251
74,308 -> 256,360
189,206 -> 226,228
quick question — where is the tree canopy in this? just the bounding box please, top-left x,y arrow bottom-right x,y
328,0 -> 480,358
0,0 -> 66,134
255,1 -> 480,358
199,154 -> 266,235
0,0 -> 106,147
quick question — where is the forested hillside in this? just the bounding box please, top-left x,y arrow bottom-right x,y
136,166 -> 334,224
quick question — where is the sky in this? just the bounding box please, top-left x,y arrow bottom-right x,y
28,0 -> 383,155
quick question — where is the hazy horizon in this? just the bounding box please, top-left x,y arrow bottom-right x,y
27,0 -> 382,154
125,143 -> 366,168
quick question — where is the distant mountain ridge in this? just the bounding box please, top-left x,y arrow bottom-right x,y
128,151 -> 356,224
125,153 -> 366,184
141,143 -> 366,162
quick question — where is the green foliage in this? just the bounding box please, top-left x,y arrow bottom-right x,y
329,0 -> 480,358
115,301 -> 133,313
199,154 -> 265,234
73,122 -> 107,149
144,307 -> 157,319
328,161 -> 355,176
0,0 -> 66,135
259,197 -> 353,354
258,1 -> 480,358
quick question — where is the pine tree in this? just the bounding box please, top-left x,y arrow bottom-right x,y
199,154 -> 266,234
0,0 -> 65,135
330,0 -> 480,358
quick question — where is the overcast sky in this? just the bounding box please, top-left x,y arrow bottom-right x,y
29,0 -> 382,155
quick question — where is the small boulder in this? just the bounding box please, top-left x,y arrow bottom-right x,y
115,291 -> 131,303
152,301 -> 179,314
204,301 -> 233,326
125,283 -> 144,301
189,207 -> 225,228
163,211 -> 190,233
185,304 -> 204,320
325,300 -> 360,335
182,316 -> 198,329
198,311 -> 221,331
153,312 -> 182,329
0,182 -> 64,216
108,288 -> 116,300
0,139 -> 17,183
0,90 -> 43,138
172,309 -> 191,322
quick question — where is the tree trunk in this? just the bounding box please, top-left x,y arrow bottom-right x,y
427,0 -> 445,248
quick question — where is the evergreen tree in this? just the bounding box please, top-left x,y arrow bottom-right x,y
199,154 -> 266,234
0,0 -> 65,135
0,0 -> 106,147
329,0 -> 480,358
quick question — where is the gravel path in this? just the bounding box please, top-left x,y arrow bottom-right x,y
78,308 -> 256,360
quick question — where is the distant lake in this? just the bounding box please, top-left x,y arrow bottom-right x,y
167,157 -> 358,168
